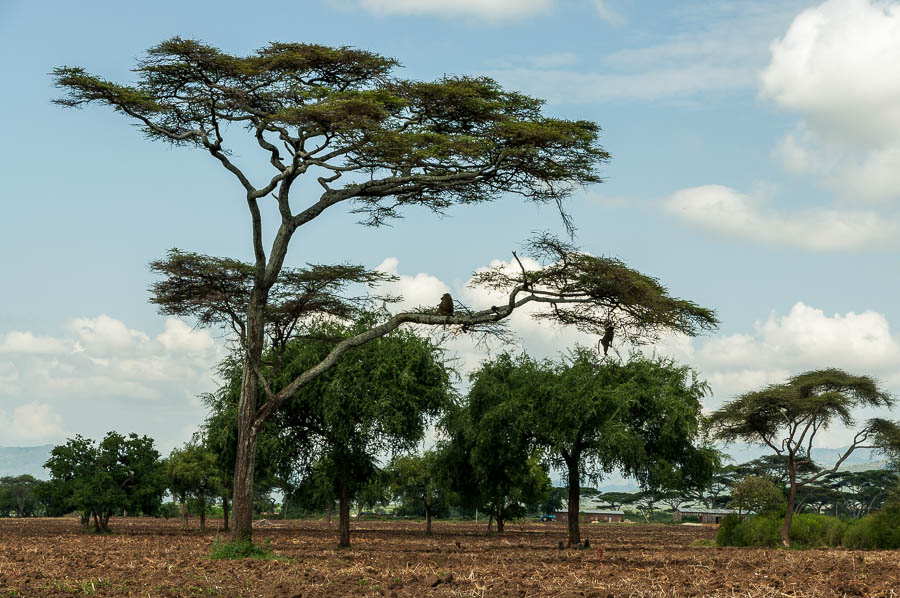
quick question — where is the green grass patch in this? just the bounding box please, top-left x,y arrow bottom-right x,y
208,537 -> 284,560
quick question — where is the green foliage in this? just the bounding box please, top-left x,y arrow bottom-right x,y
842,516 -> 881,549
790,514 -> 848,548
709,368 -> 900,546
844,496 -> 900,549
0,475 -> 43,517
729,476 -> 785,515
166,441 -> 222,529
209,537 -> 280,560
43,433 -> 166,531
716,514 -> 782,548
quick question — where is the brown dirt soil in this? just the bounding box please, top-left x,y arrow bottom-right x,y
0,517 -> 898,597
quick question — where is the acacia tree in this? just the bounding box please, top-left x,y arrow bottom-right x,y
709,368 -> 900,548
53,38 -> 722,542
476,351 -> 716,546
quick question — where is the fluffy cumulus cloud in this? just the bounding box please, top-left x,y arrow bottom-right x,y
762,0 -> 900,201
664,184 -> 898,251
0,315 -> 224,449
355,0 -> 552,20
0,331 -> 67,354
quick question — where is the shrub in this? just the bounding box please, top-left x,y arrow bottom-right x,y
715,513 -> 742,546
843,500 -> 900,550
790,514 -> 846,548
740,514 -> 781,548
843,516 -> 879,550
209,537 -> 280,560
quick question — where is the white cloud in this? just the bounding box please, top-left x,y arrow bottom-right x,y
700,302 -> 900,372
486,2 -> 805,103
592,0 -> 626,25
690,301 -> 900,446
762,0 -> 900,201
356,0 -> 552,20
69,314 -> 150,355
0,331 -> 67,354
664,184 -> 899,251
376,257 -> 450,311
156,318 -> 215,356
0,402 -> 63,443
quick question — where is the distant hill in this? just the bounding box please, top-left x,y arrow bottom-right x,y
0,445 -> 53,479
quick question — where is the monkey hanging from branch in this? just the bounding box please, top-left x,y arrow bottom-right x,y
599,322 -> 614,356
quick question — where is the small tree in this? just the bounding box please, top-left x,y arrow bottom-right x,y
167,442 -> 221,531
44,433 -> 166,532
709,368 -> 899,547
728,475 -> 784,516
387,451 -> 450,536
0,475 -> 41,517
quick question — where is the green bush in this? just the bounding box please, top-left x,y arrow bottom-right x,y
843,516 -> 879,549
790,514 -> 847,548
715,513 -> 742,546
741,514 -> 781,547
209,537 -> 280,560
843,501 -> 900,550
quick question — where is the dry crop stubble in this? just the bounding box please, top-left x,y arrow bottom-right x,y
0,518 -> 897,596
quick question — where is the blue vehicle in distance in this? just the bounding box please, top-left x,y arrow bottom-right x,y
539,514 -> 556,522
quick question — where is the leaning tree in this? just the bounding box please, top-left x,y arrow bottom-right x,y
54,38 -> 717,542
709,368 -> 900,548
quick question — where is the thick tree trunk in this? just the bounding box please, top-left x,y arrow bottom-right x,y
230,292 -> 266,543
425,503 -> 433,536
486,506 -> 495,535
565,451 -> 581,547
338,478 -> 351,548
92,511 -> 101,533
782,459 -> 797,548
222,495 -> 229,531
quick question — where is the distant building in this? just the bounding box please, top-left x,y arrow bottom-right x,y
673,508 -> 741,524
553,509 -> 625,523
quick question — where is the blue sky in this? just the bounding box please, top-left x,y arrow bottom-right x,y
2,0 -> 900,466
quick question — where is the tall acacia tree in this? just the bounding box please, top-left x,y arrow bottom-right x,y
709,368 -> 900,548
53,38 -> 718,542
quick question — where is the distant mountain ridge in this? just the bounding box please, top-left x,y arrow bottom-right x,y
0,445 -> 53,479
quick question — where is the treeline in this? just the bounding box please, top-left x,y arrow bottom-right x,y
5,318 -> 900,552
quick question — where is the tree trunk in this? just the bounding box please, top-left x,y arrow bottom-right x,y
565,451 -> 581,547
92,511 -> 101,533
338,478 -> 351,548
782,459 -> 797,548
486,506 -> 495,535
425,503 -> 433,536
222,495 -> 230,531
230,292 -> 266,543
180,500 -> 188,528
199,491 -> 207,532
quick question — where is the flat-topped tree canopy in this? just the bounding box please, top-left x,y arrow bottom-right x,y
470,234 -> 719,345
53,37 -> 606,233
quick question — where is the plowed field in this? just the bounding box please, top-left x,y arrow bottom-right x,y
0,517 -> 897,597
